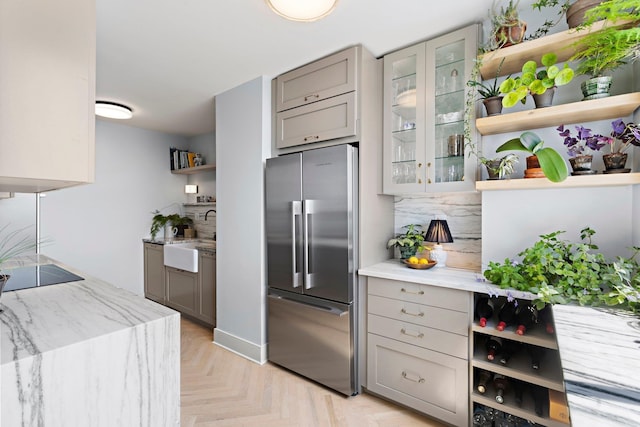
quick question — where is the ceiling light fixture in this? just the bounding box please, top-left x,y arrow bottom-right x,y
265,0 -> 338,22
95,101 -> 133,120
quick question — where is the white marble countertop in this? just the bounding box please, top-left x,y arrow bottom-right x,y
0,254 -> 178,365
359,259 -> 537,299
553,304 -> 640,427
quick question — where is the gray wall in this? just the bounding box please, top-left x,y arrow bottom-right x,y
214,76 -> 271,364
40,120 -> 189,295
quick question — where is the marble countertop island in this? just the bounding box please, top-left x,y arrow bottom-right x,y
0,255 -> 180,427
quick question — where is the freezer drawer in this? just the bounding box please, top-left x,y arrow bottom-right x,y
267,290 -> 356,396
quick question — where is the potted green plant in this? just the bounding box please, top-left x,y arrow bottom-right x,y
570,0 -> 640,100
556,124 -> 608,174
499,53 -> 575,108
529,0 -> 572,39
150,212 -> 170,240
489,0 -> 527,50
166,214 -> 194,237
387,224 -> 426,260
482,154 -> 519,180
483,227 -> 640,313
496,130 -> 569,182
467,58 -> 508,116
0,225 -> 38,298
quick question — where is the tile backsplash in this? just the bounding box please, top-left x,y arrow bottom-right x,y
183,203 -> 216,240
394,192 -> 481,271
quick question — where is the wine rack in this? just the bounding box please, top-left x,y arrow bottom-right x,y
470,294 -> 570,427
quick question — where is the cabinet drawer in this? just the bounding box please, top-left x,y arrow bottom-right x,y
368,294 -> 469,336
276,47 -> 357,112
368,277 -> 470,313
368,314 -> 468,359
276,92 -> 356,149
367,334 -> 468,426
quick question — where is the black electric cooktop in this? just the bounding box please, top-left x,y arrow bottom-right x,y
3,264 -> 84,292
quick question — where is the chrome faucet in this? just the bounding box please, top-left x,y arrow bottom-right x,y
204,209 -> 216,220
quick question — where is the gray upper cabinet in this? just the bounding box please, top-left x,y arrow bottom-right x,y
0,0 -> 95,193
275,47 -> 357,112
274,46 -> 360,150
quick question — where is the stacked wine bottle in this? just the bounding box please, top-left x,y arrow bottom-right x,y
470,294 -> 569,427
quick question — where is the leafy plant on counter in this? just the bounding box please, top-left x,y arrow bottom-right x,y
496,131 -> 569,182
0,225 -> 38,270
387,224 -> 427,259
483,227 -> 640,313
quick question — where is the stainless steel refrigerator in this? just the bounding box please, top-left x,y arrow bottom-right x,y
266,144 -> 358,396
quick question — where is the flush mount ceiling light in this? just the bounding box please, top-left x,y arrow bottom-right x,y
265,0 -> 338,22
95,101 -> 133,120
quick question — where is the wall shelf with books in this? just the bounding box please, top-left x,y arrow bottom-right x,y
171,164 -> 216,175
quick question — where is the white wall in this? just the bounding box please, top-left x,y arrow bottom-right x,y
40,120 -> 188,295
214,76 -> 271,363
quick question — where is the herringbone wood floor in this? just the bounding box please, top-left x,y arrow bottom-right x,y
180,318 -> 446,427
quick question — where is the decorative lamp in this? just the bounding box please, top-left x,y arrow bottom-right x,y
185,185 -> 198,194
95,101 -> 133,119
425,219 -> 454,268
265,0 -> 338,22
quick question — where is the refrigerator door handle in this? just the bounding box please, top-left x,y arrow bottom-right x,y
291,200 -> 302,288
267,293 -> 349,317
303,199 -> 314,290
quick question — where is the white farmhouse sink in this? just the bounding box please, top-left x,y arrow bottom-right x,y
164,243 -> 200,273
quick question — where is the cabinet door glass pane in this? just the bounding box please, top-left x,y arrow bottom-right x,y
433,39 -> 465,183
391,55 -> 418,185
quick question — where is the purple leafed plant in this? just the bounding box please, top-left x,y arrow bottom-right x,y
556,124 -> 608,157
609,119 -> 640,154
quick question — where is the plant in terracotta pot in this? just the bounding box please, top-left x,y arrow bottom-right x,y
483,227 -> 640,313
601,119 -> 640,173
496,130 -> 569,182
488,0 -> 527,50
570,0 -> 640,100
499,53 -> 574,108
556,124 -> 608,174
387,224 -> 427,260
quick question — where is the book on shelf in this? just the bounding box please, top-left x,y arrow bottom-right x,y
169,148 -> 199,170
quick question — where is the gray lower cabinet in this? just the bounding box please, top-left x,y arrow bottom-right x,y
144,243 -> 215,326
366,277 -> 471,426
198,252 -> 216,326
143,242 -> 165,303
166,266 -> 199,318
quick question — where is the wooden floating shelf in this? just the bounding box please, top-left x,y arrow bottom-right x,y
479,20 -> 631,80
476,93 -> 640,136
476,172 -> 640,191
171,164 -> 216,175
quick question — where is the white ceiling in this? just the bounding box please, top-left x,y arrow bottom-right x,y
96,0 -> 530,137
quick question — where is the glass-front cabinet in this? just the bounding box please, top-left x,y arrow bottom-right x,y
383,24 -> 479,194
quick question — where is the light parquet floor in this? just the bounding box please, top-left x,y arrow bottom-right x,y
180,318 -> 446,427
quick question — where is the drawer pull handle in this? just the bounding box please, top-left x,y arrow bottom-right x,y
304,94 -> 320,101
400,288 -> 424,295
402,371 -> 425,384
303,135 -> 320,142
400,328 -> 424,339
401,308 -> 424,317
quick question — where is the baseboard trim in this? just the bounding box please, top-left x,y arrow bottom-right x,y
213,327 -> 267,365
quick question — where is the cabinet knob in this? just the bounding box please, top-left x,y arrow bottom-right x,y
418,179 -> 422,184
418,163 -> 422,168
428,178 -> 432,184
401,307 -> 424,317
427,162 -> 431,167
401,371 -> 425,384
304,94 -> 320,102
303,135 -> 320,142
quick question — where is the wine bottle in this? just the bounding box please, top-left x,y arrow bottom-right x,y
493,373 -> 509,404
485,336 -> 503,361
499,339 -> 521,365
475,297 -> 494,327
512,379 -> 526,407
496,299 -> 517,331
476,369 -> 492,394
515,302 -> 538,335
531,385 -> 548,417
538,304 -> 555,334
527,344 -> 544,370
